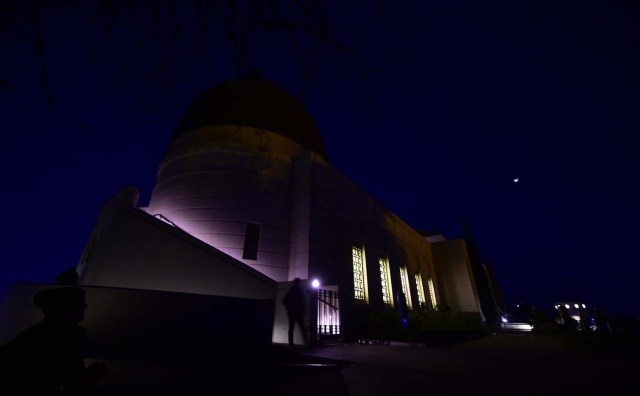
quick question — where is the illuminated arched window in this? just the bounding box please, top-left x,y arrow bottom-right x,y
352,245 -> 368,303
427,276 -> 437,309
415,273 -> 427,307
399,266 -> 412,310
379,257 -> 393,307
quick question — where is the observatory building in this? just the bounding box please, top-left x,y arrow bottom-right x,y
73,78 -> 487,344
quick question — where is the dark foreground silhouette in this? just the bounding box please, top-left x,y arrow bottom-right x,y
283,278 -> 309,350
1,286 -> 107,395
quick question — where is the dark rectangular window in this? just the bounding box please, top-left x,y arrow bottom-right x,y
242,223 -> 261,260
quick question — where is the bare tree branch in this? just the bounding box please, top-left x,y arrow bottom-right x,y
32,0 -> 56,110
2,0 -> 374,124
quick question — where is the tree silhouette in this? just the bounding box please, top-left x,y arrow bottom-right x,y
0,0 -> 394,121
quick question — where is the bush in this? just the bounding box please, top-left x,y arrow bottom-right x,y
367,308 -> 404,342
358,305 -> 486,344
408,305 -> 484,332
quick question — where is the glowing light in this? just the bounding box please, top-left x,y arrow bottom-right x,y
501,323 -> 533,332
311,279 -> 320,288
352,246 -> 368,302
415,274 -> 427,306
581,304 -> 586,308
513,178 -> 519,183
427,276 -> 437,308
153,214 -> 176,227
565,304 -> 570,309
501,316 -> 508,323
379,257 -> 393,307
574,304 -> 580,309
399,267 -> 412,310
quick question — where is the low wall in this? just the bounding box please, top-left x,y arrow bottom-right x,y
0,283 -> 275,362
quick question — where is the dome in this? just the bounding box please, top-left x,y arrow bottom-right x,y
174,78 -> 327,158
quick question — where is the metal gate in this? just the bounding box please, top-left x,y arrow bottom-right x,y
316,288 -> 342,342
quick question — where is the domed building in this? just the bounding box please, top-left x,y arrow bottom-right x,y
73,78 -> 486,345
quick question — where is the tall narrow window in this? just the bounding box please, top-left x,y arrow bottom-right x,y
379,257 -> 393,307
427,276 -> 437,309
399,266 -> 412,310
415,273 -> 427,307
352,245 -> 368,303
242,223 -> 261,260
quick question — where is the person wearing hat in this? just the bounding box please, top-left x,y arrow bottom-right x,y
1,287 -> 106,394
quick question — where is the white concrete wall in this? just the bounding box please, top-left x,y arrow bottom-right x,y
79,191 -> 277,300
287,152 -> 313,280
146,126 -> 306,282
431,240 -> 480,312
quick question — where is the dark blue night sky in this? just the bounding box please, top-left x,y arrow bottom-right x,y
1,0 -> 639,318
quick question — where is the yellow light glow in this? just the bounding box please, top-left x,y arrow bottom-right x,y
427,276 -> 437,309
352,246 -> 369,303
415,273 -> 426,307
399,266 -> 412,310
379,257 -> 393,307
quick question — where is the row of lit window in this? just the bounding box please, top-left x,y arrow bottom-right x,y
555,303 -> 587,309
352,245 -> 436,309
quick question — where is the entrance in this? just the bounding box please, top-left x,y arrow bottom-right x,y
316,286 -> 342,343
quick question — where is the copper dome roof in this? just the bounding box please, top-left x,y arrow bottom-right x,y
174,78 -> 327,158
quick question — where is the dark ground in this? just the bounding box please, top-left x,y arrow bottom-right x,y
84,332 -> 639,395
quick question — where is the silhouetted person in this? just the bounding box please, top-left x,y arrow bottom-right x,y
1,287 -> 107,395
593,307 -> 610,333
282,278 -> 308,350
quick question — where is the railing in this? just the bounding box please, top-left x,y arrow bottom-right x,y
316,289 -> 342,340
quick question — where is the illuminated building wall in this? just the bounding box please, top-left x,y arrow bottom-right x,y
77,186 -> 277,300
76,78 -> 483,343
431,239 -> 480,312
142,126 -> 304,281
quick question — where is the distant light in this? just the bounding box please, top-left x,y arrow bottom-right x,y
554,305 -> 559,309
574,304 -> 580,309
311,279 -> 320,288
582,304 -> 586,309
565,304 -> 570,309
501,323 -> 533,332
513,178 -> 519,183
501,316 -> 508,323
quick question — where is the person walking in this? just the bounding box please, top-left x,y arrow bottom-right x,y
282,278 -> 309,350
